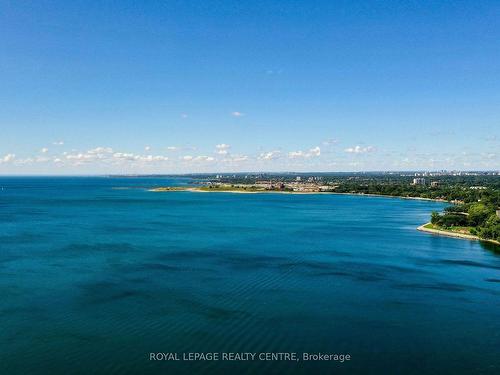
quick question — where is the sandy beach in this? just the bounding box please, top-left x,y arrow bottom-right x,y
150,187 -> 449,201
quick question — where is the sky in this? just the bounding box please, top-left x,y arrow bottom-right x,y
0,0 -> 499,174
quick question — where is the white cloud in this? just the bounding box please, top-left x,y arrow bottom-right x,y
137,155 -> 168,162
179,155 -> 215,162
0,154 -> 15,163
4,146 -> 172,169
288,150 -> 306,158
66,153 -> 96,162
223,154 -> 249,163
88,147 -> 113,154
79,147 -> 114,161
112,152 -> 136,161
344,145 -> 375,154
194,155 -> 215,162
112,152 -> 168,162
181,113 -> 188,118
60,147 -> 170,166
167,146 -> 179,151
288,146 -> 321,159
215,143 -> 230,155
52,141 -> 64,146
41,148 -> 49,153
35,156 -> 50,163
258,150 -> 281,160
145,146 -> 151,151
14,157 -> 34,165
231,111 -> 244,117
309,146 -> 321,157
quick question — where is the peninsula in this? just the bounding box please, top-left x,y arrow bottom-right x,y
420,201 -> 500,245
150,181 -> 336,194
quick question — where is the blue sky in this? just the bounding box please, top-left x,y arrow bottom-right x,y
0,0 -> 499,174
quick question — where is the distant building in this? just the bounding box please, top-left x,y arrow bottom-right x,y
412,178 -> 426,185
430,181 -> 440,187
296,176 -> 301,181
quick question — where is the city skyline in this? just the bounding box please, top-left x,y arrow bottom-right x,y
1,1 -> 499,174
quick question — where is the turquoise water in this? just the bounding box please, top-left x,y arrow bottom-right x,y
1,177 -> 499,375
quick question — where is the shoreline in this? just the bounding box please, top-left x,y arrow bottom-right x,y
325,192 -> 448,202
149,187 -> 449,202
417,223 -> 500,246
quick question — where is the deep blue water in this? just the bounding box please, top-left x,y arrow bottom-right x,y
1,177 -> 499,375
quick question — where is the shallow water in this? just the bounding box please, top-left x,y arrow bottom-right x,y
1,177 -> 499,374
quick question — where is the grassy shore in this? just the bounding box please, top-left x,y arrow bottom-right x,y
417,223 -> 500,245
151,186 -> 274,193
150,185 -> 337,194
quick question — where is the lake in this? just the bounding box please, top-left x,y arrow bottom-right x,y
1,177 -> 499,374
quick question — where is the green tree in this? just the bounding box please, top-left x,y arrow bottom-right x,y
431,212 -> 440,225
467,203 -> 491,226
478,214 -> 500,241
440,213 -> 468,227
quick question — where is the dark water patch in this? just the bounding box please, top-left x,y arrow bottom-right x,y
277,260 -> 332,271
278,260 -> 427,284
382,300 -> 422,308
155,248 -> 290,272
380,263 -> 432,275
167,294 -> 250,320
479,241 -> 500,255
141,220 -> 174,226
276,261 -> 351,279
76,281 -> 153,306
100,225 -> 158,234
307,270 -> 353,277
0,305 -> 47,317
156,250 -> 222,261
440,259 -> 500,270
391,282 -> 466,292
310,266 -> 387,282
119,262 -> 216,274
217,253 -> 291,271
77,280 -> 118,291
132,262 -> 184,272
0,254 -> 23,264
83,289 -> 151,305
0,233 -> 47,245
35,330 -> 106,344
307,249 -> 354,257
485,278 -> 500,283
355,273 -> 387,282
124,276 -> 150,284
59,242 -> 137,254
148,221 -> 211,232
3,208 -> 48,217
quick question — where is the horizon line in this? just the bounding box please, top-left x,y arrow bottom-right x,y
0,170 -> 499,177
